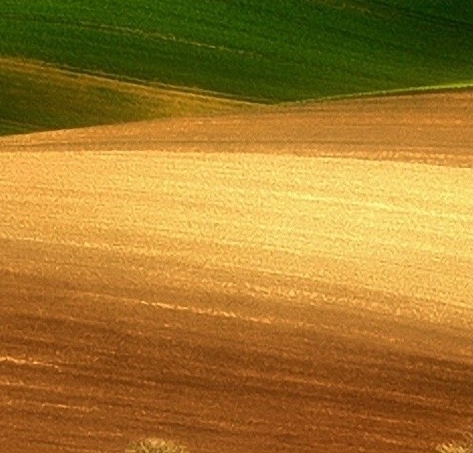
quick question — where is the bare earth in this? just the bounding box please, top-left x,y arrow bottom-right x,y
1,92 -> 472,453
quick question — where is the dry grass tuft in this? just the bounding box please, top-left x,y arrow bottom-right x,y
126,438 -> 190,453
437,433 -> 473,453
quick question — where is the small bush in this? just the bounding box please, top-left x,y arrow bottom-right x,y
437,433 -> 473,453
126,438 -> 190,453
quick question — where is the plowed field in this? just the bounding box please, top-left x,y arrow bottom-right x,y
1,92 -> 472,453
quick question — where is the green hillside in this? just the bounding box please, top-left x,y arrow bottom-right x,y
1,0 -> 473,135
0,58 -> 254,136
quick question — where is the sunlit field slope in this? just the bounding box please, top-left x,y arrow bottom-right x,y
1,93 -> 473,453
1,0 -> 473,134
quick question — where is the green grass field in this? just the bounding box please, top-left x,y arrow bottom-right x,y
1,0 -> 473,135
0,58 -> 253,135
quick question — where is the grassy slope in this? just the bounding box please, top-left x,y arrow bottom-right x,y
1,0 -> 473,135
0,58 -> 253,136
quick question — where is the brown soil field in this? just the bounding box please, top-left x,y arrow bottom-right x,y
1,92 -> 472,453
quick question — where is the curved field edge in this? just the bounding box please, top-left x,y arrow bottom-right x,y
2,90 -> 472,169
2,57 -> 472,138
0,57 -> 257,136
299,81 -> 473,103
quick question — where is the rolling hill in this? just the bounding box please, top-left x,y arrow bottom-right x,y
1,0 -> 473,135
1,92 -> 473,453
